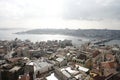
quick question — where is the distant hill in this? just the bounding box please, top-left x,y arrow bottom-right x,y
16,29 -> 120,39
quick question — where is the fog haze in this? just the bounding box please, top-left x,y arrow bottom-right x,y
0,0 -> 120,29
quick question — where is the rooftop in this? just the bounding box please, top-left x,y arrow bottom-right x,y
76,65 -> 89,72
46,73 -> 58,80
61,67 -> 79,75
27,60 -> 53,72
9,66 -> 21,72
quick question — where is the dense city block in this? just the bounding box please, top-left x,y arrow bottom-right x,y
0,38 -> 120,80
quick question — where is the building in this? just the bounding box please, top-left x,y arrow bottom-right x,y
54,65 -> 89,80
25,60 -> 53,80
18,73 -> 30,80
1,66 -> 23,80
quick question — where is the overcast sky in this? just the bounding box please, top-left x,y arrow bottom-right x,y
0,0 -> 120,29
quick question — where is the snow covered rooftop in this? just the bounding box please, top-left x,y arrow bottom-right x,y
76,65 -> 89,72
46,73 -> 58,80
27,60 -> 53,72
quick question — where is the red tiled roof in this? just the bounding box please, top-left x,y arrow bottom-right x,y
18,74 -> 30,80
7,57 -> 22,63
93,50 -> 101,58
106,54 -> 114,60
101,61 -> 116,69
93,75 -> 106,80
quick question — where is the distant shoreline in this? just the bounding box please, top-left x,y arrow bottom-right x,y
16,29 -> 120,39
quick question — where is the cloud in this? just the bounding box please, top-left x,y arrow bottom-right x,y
0,0 -> 120,21
63,0 -> 120,20
0,0 -> 120,29
0,0 -> 63,20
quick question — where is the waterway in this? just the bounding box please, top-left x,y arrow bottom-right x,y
0,29 -> 120,46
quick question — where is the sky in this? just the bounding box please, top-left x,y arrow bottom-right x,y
0,0 -> 120,29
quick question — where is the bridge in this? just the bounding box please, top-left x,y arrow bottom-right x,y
92,38 -> 113,45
